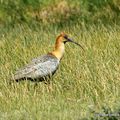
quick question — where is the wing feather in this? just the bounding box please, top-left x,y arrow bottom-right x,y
14,55 -> 59,80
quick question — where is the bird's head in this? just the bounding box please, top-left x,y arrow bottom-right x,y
56,32 -> 84,50
50,32 -> 84,60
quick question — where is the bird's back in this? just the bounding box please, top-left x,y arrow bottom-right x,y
14,54 -> 59,81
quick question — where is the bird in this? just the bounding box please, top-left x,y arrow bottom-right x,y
13,32 -> 84,83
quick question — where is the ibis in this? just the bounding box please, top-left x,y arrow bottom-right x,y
13,32 -> 83,83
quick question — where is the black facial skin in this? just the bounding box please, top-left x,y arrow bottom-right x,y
64,35 -> 68,39
63,35 -> 68,44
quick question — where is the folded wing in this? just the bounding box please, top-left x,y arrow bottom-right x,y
14,55 -> 59,81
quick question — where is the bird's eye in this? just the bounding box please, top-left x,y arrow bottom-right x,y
64,35 -> 68,39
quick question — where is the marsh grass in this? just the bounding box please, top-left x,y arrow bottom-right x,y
0,24 -> 120,119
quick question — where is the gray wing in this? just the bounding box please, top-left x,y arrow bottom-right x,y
14,55 -> 59,80
31,55 -> 53,63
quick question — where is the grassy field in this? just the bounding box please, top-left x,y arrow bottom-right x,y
0,0 -> 120,119
0,23 -> 120,119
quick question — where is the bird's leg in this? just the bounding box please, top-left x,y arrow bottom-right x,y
44,80 -> 53,92
33,82 -> 38,89
48,81 -> 53,92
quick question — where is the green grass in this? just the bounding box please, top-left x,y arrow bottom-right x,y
0,1 -> 120,119
0,23 -> 120,119
1,0 -> 120,26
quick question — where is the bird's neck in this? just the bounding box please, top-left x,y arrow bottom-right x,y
51,37 -> 65,60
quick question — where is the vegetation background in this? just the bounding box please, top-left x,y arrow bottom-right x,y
0,0 -> 120,119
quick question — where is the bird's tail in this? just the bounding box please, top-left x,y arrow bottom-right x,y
9,74 -> 20,84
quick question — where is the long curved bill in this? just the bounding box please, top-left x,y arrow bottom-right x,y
67,38 -> 84,51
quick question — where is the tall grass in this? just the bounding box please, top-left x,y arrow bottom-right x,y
0,0 -> 120,26
0,0 -> 120,119
0,23 -> 120,119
